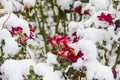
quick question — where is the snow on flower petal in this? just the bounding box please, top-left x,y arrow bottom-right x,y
0,13 -> 34,44
97,12 -> 113,25
73,1 -> 82,13
49,34 -> 84,63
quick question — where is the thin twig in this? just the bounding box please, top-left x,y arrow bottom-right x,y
1,13 -> 11,29
114,46 -> 120,67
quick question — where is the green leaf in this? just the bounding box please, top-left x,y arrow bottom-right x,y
1,39 -> 5,45
29,65 -> 35,75
64,10 -> 72,13
54,64 -> 62,70
30,69 -> 35,75
80,0 -> 89,3
38,76 -> 43,80
113,1 -> 119,10
67,67 -> 75,76
27,74 -> 32,80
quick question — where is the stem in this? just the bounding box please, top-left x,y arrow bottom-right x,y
0,44 -> 4,66
55,13 -> 60,34
40,2 -> 49,53
63,16 -> 66,35
74,13 -> 76,21
104,52 -> 109,66
109,44 -> 114,56
49,0 -> 59,34
114,46 -> 120,67
79,12 -> 82,21
70,13 -> 72,21
63,72 -> 67,80
2,13 -> 11,29
53,0 -> 60,34
104,48 -> 109,66
109,41 -> 117,56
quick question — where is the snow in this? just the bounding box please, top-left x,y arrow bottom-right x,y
109,4 -> 117,15
73,1 -> 82,8
92,11 -> 113,28
0,13 -> 35,58
81,3 -> 96,15
46,52 -> 58,66
84,60 -> 114,80
84,11 -> 113,28
89,0 -> 109,11
23,0 -> 36,7
1,59 -> 35,80
1,0 -> 14,13
68,23 -> 115,45
70,39 -> 114,80
3,38 -> 19,58
1,59 -> 61,80
26,46 -> 36,62
0,29 -> 12,39
0,29 -> 19,58
78,28 -> 114,44
34,63 -> 61,80
46,16 -> 54,26
57,0 -> 73,10
0,13 -> 30,37
0,0 -> 24,13
12,0 -> 24,11
0,0 -> 120,80
72,58 -> 83,70
68,21 -> 84,37
71,39 -> 98,60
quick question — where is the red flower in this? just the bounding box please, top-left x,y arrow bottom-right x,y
10,27 -> 28,44
74,5 -> 82,13
49,34 -> 84,63
49,38 -> 57,46
72,32 -> 77,36
49,34 -> 70,46
67,54 -> 78,62
17,33 -> 28,44
54,44 -> 84,63
77,50 -> 84,58
61,46 -> 77,62
11,27 -> 22,36
83,9 -> 89,15
97,12 -> 113,25
59,36 -> 70,45
72,38 -> 78,43
66,50 -> 84,63
53,34 -> 62,41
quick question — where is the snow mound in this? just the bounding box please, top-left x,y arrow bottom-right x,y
1,59 -> 35,80
0,29 -> 19,57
